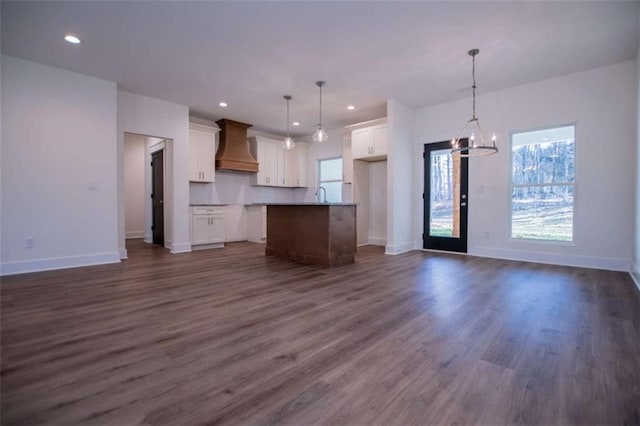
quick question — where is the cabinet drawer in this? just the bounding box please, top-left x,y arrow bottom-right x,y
192,207 -> 223,215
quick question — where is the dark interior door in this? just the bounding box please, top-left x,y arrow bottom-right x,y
423,140 -> 468,253
151,150 -> 164,246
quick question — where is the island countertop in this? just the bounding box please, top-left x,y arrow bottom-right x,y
265,204 -> 356,267
250,202 -> 356,206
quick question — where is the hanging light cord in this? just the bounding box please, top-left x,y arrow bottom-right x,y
471,51 -> 477,121
318,84 -> 322,127
286,96 -> 291,138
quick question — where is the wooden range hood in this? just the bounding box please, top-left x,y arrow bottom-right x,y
215,119 -> 259,172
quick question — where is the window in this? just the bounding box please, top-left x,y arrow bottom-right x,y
511,125 -> 575,242
318,158 -> 342,202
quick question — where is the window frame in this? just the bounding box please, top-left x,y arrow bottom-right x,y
508,123 -> 577,244
317,156 -> 343,203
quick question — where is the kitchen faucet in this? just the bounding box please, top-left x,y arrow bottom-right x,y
315,186 -> 327,203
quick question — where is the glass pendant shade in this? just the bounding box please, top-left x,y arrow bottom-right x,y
283,136 -> 295,150
451,49 -> 498,158
282,95 -> 296,150
313,126 -> 328,143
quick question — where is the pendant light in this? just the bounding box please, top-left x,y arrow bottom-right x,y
312,81 -> 328,143
451,49 -> 498,157
282,95 -> 295,150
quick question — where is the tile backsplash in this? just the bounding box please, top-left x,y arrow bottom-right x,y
190,170 -> 307,205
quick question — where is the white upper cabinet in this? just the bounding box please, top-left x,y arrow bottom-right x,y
189,123 -> 219,183
249,136 -> 282,186
285,142 -> 309,187
250,136 -> 308,187
351,124 -> 388,161
342,133 -> 353,184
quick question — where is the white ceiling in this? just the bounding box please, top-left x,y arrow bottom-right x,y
2,1 -> 638,138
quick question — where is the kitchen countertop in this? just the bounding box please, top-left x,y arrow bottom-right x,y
253,202 -> 357,206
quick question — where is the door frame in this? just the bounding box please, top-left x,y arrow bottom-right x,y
423,140 -> 469,253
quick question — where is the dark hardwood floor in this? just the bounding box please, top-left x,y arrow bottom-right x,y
1,240 -> 639,425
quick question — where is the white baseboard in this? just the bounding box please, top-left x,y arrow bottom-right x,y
143,232 -> 152,244
171,242 -> 192,254
125,231 -> 145,239
191,242 -> 224,251
385,241 -> 414,255
471,246 -> 630,272
368,237 -> 386,246
630,261 -> 640,293
119,248 -> 128,259
0,252 -> 121,276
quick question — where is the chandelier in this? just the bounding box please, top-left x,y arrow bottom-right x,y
451,49 -> 498,157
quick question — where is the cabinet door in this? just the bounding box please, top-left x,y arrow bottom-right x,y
201,132 -> 215,182
257,140 -> 278,186
276,144 -> 286,187
192,215 -> 212,245
372,126 -> 388,157
210,212 -> 225,243
189,127 -> 216,183
351,128 -> 372,159
294,143 -> 309,187
189,131 -> 200,181
342,134 -> 353,184
283,148 -> 295,187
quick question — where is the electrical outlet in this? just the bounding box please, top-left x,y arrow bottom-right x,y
25,237 -> 35,248
88,182 -> 99,191
484,231 -> 491,239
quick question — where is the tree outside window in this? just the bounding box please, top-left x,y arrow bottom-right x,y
511,125 -> 575,242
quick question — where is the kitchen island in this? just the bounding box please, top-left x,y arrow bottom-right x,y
265,203 -> 356,267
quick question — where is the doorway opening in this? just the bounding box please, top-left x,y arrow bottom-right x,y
423,140 -> 468,253
123,132 -> 169,254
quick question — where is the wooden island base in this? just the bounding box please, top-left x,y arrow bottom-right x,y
265,204 -> 357,267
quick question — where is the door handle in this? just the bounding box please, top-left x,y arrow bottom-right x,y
461,202 -> 467,207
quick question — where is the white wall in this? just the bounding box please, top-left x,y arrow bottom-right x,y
117,90 -> 190,255
387,99 -> 415,254
634,20 -> 640,285
414,61 -> 637,271
124,134 -> 146,238
1,56 -> 119,275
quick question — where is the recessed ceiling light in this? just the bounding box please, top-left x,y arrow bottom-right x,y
218,102 -> 228,107
64,34 -> 82,44
292,121 -> 300,126
347,105 -> 355,110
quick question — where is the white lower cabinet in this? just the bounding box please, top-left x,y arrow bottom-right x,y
191,206 -> 225,249
247,205 -> 267,243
